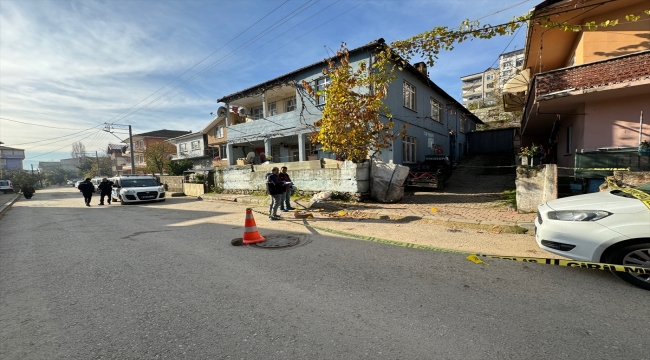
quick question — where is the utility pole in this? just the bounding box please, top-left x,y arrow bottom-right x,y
95,151 -> 100,177
104,123 -> 135,175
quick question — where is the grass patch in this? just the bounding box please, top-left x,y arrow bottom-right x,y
501,189 -> 516,208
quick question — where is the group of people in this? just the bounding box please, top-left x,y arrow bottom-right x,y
77,177 -> 114,206
265,166 -> 295,220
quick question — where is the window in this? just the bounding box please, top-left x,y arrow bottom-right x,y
285,97 -> 296,112
252,106 -> 263,120
566,126 -> 573,154
486,74 -> 494,81
268,102 -> 277,116
502,60 -> 513,68
215,126 -> 224,139
179,143 -> 187,152
403,81 -> 417,110
460,116 -> 467,134
191,141 -> 200,150
316,77 -> 330,105
516,58 -> 523,67
403,136 -> 417,163
486,83 -> 495,89
430,98 -> 442,123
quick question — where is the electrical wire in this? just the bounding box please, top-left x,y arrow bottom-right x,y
0,117 -> 101,130
8,124 -> 104,147
106,0 -> 292,125
112,0 -> 320,124
24,129 -> 105,160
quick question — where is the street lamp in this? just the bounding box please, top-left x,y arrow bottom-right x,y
104,123 -> 135,175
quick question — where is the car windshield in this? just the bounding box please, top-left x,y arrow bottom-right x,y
121,178 -> 159,187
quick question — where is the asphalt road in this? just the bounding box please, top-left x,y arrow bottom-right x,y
1,187 -> 648,359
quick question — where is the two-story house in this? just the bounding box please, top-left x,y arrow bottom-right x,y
0,145 -> 25,171
202,110 -> 241,167
106,144 -> 129,175
122,129 -> 191,173
504,0 -> 650,176
167,131 -> 214,170
216,38 -> 481,166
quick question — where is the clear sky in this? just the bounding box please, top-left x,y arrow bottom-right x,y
0,0 -> 532,170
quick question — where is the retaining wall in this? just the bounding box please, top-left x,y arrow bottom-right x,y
159,176 -> 184,192
516,164 -> 558,213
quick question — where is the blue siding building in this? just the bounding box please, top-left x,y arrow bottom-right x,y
217,39 -> 481,165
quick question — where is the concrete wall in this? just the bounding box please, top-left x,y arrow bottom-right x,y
214,160 -> 370,194
516,164 -> 558,213
183,183 -> 205,197
159,176 -> 184,192
611,170 -> 650,187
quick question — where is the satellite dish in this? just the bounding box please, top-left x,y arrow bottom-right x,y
167,154 -> 174,160
217,106 -> 227,117
239,107 -> 246,115
246,152 -> 256,164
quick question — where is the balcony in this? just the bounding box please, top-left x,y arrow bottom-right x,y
534,50 -> 650,100
172,149 -> 215,160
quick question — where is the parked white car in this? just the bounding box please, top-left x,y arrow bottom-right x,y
535,182 -> 650,290
111,175 -> 165,205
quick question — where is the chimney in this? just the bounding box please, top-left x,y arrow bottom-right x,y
414,62 -> 428,77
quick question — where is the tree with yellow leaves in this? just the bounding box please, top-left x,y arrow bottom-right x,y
302,44 -> 406,163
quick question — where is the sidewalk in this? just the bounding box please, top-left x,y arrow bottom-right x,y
0,193 -> 20,218
201,155 -> 537,230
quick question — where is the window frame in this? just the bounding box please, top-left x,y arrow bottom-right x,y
403,81 -> 417,111
179,143 -> 187,152
460,116 -> 467,134
430,98 -> 442,123
215,126 -> 224,139
403,135 -> 417,163
316,77 -> 331,105
191,140 -> 200,151
268,102 -> 277,116
285,96 -> 296,112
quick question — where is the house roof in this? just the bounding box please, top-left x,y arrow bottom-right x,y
132,129 -> 192,139
107,144 -> 127,150
0,145 -> 24,151
166,131 -> 205,142
200,115 -> 226,134
217,38 -> 482,124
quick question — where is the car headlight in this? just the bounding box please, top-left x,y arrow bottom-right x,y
547,210 -> 611,221
124,189 -> 136,194
158,186 -> 164,192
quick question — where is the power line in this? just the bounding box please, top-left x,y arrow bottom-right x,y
24,129 -> 104,160
113,0 -> 323,123
474,0 -> 533,21
0,117 -> 99,130
9,125 -> 104,147
109,0 -> 296,125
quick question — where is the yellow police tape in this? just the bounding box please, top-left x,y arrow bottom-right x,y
250,206 -> 649,275
558,167 -> 630,171
606,178 -> 650,209
288,220 -> 650,275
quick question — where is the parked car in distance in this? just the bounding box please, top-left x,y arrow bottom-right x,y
110,175 -> 165,205
74,180 -> 83,188
405,155 -> 453,190
535,182 -> 650,290
0,179 -> 13,194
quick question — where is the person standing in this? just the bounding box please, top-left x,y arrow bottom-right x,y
277,166 -> 295,212
78,178 -> 95,206
97,178 -> 114,205
265,167 -> 285,220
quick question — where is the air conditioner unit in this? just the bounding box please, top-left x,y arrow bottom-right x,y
238,107 -> 248,116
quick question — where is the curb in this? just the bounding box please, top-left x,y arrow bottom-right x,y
0,194 -> 20,218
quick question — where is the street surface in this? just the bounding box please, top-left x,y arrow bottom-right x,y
1,187 -> 648,359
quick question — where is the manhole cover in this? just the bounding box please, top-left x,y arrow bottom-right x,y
251,234 -> 308,249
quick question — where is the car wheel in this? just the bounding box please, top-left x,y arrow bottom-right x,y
437,180 -> 444,191
120,196 -> 127,205
606,243 -> 650,291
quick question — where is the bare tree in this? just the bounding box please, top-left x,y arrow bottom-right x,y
71,142 -> 86,159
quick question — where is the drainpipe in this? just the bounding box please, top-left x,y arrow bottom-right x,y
639,111 -> 644,146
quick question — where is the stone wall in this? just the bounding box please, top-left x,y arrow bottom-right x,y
606,171 -> 650,188
214,160 -> 370,195
159,176 -> 184,192
515,164 -> 558,213
183,183 -> 205,197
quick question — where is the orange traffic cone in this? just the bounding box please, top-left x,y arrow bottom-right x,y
242,208 -> 265,244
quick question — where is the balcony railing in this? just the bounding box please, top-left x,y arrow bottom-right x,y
534,50 -> 650,98
172,149 -> 214,160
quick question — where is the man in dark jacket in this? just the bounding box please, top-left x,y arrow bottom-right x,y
265,167 -> 285,220
97,177 -> 114,205
277,166 -> 295,212
78,178 -> 95,207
